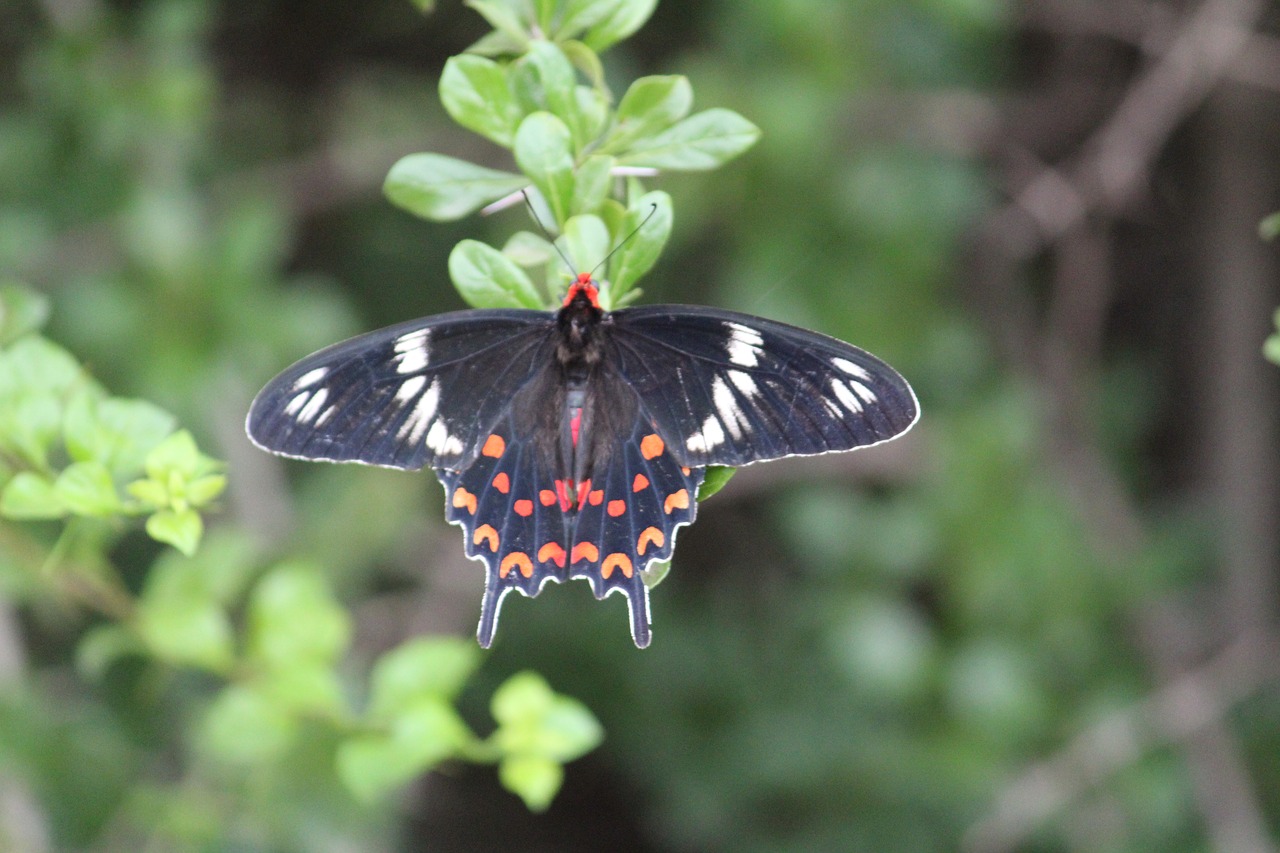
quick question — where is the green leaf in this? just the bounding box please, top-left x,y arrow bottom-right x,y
1264,333 -> 1280,366
555,0 -> 623,41
449,239 -> 544,309
499,754 -> 562,812
0,472 -> 66,519
338,699 -> 473,802
137,593 -> 233,671
465,0 -> 532,46
368,637 -> 482,720
466,28 -> 529,57
385,153 -> 528,222
143,429 -> 203,480
0,282 -> 50,346
183,474 -> 226,507
607,75 -> 692,151
697,464 -> 736,501
1260,211 -> 1280,240
560,215 -> 610,280
606,190 -> 671,299
246,562 -> 351,668
440,55 -> 523,147
65,396 -> 177,477
493,692 -> 602,761
520,42 -> 579,135
560,39 -> 606,91
76,623 -> 144,681
0,394 -> 61,470
571,154 -> 614,217
514,112 -> 575,226
573,85 -> 610,146
260,662 -> 346,716
502,230 -> 556,268
0,336 -> 86,397
55,461 -> 121,516
639,559 -> 669,588
409,0 -> 435,11
619,108 -> 761,171
200,685 -> 297,764
146,508 -> 203,556
582,0 -> 657,52
492,670 -> 555,724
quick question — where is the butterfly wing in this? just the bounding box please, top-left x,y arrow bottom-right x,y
607,305 -> 919,468
246,309 -> 554,470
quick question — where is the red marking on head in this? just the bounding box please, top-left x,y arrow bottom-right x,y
500,551 -> 534,579
538,542 -> 567,567
570,542 -> 599,564
514,498 -> 534,517
570,410 -> 581,447
637,526 -> 665,555
602,552 -> 634,579
539,489 -> 557,506
492,472 -> 510,494
588,489 -> 603,506
640,434 -> 665,460
452,487 -> 477,514
664,488 -> 690,514
473,524 -> 499,551
632,474 -> 649,492
554,479 -> 574,512
562,272 -> 601,309
576,479 -> 592,510
607,499 -> 626,517
482,434 -> 505,458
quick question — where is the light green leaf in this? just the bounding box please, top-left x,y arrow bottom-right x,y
143,429 -> 202,480
440,55 -> 523,147
146,508 -> 203,556
75,624 -> 144,681
606,190 -> 671,299
494,693 -> 603,761
514,42 -> 578,130
560,215 -> 610,279
409,0 -> 435,11
246,562 -> 351,668
619,108 -> 761,171
570,155 -> 614,217
449,239 -> 544,309
385,153 -> 528,222
697,464 -> 736,501
560,39 -> 606,91
499,754 -> 562,812
0,472 -> 65,519
200,685 -> 297,764
465,0 -> 531,45
607,75 -> 692,151
555,0 -> 623,40
582,0 -> 657,52
337,699 -> 473,802
368,637 -> 482,720
260,663 -> 347,716
514,112 -> 575,226
639,559 -> 669,588
183,474 -> 226,507
0,282 -> 50,346
492,670 -> 555,724
0,394 -> 61,470
573,85 -> 610,146
137,593 -> 233,671
66,396 -> 177,477
0,336 -> 85,397
501,230 -> 556,268
55,461 -> 121,516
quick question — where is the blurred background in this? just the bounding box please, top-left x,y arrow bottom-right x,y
3,0 -> 1280,850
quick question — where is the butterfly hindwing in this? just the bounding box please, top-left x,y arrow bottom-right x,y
247,310 -> 554,470
566,415 -> 704,648
607,305 -> 919,468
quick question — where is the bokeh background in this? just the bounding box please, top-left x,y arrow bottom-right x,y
3,0 -> 1280,850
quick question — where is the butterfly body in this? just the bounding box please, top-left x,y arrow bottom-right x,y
247,273 -> 917,647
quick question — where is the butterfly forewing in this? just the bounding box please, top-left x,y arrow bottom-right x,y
607,305 -> 918,468
246,310 -> 555,470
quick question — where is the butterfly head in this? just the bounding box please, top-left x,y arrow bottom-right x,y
563,272 -> 601,310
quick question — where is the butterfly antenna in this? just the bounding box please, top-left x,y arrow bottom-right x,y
521,190 -> 578,276
591,203 -> 659,279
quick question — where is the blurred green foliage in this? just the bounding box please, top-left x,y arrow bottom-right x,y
0,0 -> 1250,851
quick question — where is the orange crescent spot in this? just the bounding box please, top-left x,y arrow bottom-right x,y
492,472 -> 510,493
588,489 -> 604,506
537,542 -> 566,567
607,499 -> 626,517
500,551 -> 533,579
570,542 -> 599,564
473,524 -> 499,551
539,489 -> 557,506
664,488 -> 690,514
602,552 -> 634,579
482,434 -> 505,457
514,499 -> 534,517
640,434 -> 665,459
637,526 -> 665,555
452,487 -> 477,514
632,474 -> 650,492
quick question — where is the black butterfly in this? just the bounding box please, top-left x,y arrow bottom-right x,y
246,274 -> 918,647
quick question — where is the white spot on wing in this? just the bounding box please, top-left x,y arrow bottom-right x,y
831,357 -> 871,380
315,405 -> 337,426
296,387 -> 329,423
848,380 -> 878,404
727,369 -> 759,398
395,374 -> 426,404
394,329 -> 430,352
397,379 -> 440,444
831,379 -> 863,414
711,376 -> 750,440
396,346 -> 429,374
426,419 -> 463,456
686,413 -> 726,454
293,367 -> 330,390
725,322 -> 763,368
284,391 -> 309,416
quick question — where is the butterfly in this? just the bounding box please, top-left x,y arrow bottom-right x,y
246,273 -> 918,648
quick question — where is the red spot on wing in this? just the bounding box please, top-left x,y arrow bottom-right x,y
664,489 -> 690,514
640,434 -> 664,459
570,542 -> 599,563
570,410 -> 581,447
538,542 -> 567,567
554,479 -> 574,512
607,499 -> 626,517
539,489 -> 557,506
500,552 -> 533,579
632,474 -> 649,492
482,434 -> 505,458
452,487 -> 477,514
514,499 -> 534,517
637,526 -> 665,555
492,472 -> 510,493
473,524 -> 499,551
681,467 -> 691,476
602,552 -> 633,579
588,489 -> 603,506
576,479 -> 592,510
